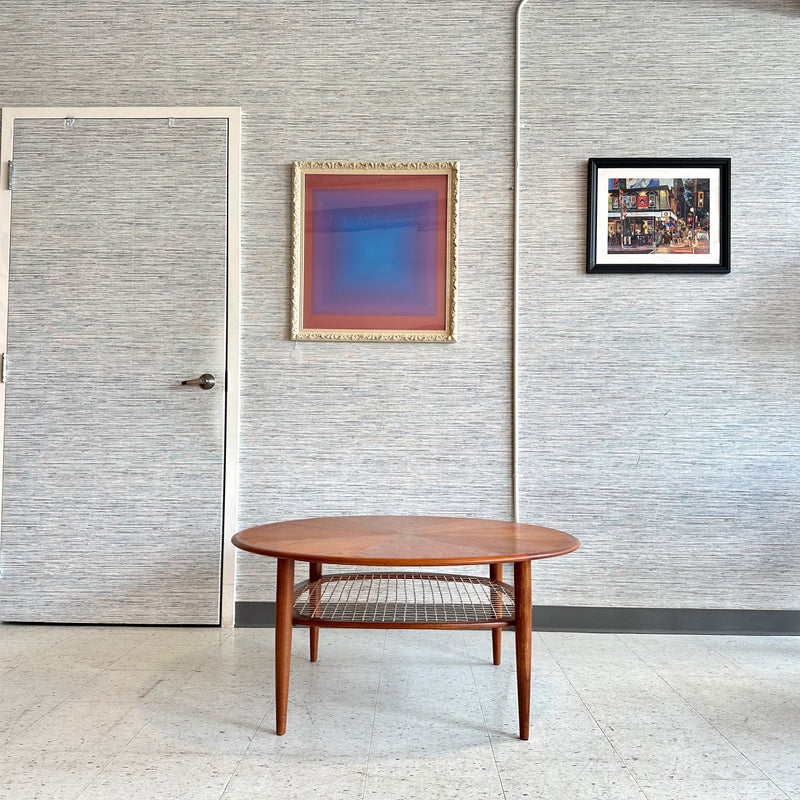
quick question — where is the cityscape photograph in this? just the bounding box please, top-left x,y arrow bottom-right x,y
607,177 -> 711,254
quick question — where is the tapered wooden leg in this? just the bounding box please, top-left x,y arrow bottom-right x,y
308,562 -> 322,662
275,557 -> 295,735
514,560 -> 532,740
490,563 -> 503,665
309,624 -> 319,662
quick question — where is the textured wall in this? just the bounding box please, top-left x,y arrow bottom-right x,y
1,118 -> 228,623
0,0 -> 516,607
0,0 -> 798,614
518,0 -> 800,609
234,2 -> 515,598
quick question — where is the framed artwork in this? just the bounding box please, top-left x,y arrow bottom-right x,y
291,160 -> 459,342
587,158 -> 731,273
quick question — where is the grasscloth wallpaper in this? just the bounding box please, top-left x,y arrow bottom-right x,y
517,0 -> 800,610
0,0 -> 798,615
1,119 -> 228,623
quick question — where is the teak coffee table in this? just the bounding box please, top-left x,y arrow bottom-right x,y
232,515 -> 580,739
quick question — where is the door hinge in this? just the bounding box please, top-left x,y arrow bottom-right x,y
1,353 -> 8,383
7,161 -> 15,191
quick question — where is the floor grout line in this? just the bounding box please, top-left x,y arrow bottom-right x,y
703,636 -> 800,714
1,642 -> 139,752
615,634 -> 784,792
72,633 -> 234,800
360,628 -> 388,800
217,674 -> 275,797
462,629 -> 507,800
654,672 -> 793,800
2,628 -> 798,799
539,632 -> 652,799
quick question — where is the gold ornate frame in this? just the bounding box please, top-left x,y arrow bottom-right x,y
291,160 -> 458,342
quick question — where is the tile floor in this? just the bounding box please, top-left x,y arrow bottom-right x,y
0,624 -> 798,800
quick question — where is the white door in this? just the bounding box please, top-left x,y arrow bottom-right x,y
0,113 -> 234,624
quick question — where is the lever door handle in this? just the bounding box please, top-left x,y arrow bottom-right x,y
181,373 -> 216,390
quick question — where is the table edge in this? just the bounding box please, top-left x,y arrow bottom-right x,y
231,536 -> 580,566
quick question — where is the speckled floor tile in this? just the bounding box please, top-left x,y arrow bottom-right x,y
539,632 -> 667,689
210,629 -> 282,665
173,670 -> 273,711
768,771 -> 800,800
245,664 -> 378,756
0,747 -> 110,800
364,752 -> 504,800
66,668 -> 195,707
296,627 -> 388,666
106,642 -> 221,672
638,778 -> 791,800
498,755 -> 650,800
221,757 -> 367,800
77,751 -> 241,800
0,623 -> 71,647
20,629 -> 159,672
0,627 -> 71,669
8,701 -> 151,755
705,636 -> 800,710
467,658 -> 579,738
8,653 -> 106,681
621,634 -> 747,678
381,628 -> 472,665
490,703 -> 630,761
0,671 -> 98,746
575,696 -> 765,781
0,626 -> 796,799
371,665 -> 487,743
0,711 -> 40,749
662,673 -> 800,797
0,637 -> 56,670
121,698 -> 265,757
0,668 -> 93,711
143,626 -> 234,645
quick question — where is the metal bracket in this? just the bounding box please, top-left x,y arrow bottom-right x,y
7,161 -> 15,190
1,353 -> 8,383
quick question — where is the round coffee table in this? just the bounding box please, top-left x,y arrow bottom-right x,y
232,515 -> 580,739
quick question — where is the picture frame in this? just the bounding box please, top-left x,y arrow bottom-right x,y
587,157 -> 731,274
291,160 -> 459,342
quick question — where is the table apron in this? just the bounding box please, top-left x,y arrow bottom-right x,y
291,618 -> 515,630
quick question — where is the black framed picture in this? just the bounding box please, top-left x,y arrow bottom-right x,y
587,158 -> 731,273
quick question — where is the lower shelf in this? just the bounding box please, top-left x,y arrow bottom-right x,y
292,571 -> 515,629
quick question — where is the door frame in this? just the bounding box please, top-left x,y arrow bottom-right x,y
0,106 -> 241,627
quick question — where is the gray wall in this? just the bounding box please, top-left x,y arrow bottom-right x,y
518,0 -> 800,610
1,0 -> 798,613
1,118 -> 229,624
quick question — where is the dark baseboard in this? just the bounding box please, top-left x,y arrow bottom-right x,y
235,601 -> 277,627
529,606 -> 800,635
234,602 -> 800,635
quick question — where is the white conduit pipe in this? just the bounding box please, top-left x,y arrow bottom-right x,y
512,0 -> 528,523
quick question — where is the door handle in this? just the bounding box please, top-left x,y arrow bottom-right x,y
181,373 -> 216,390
